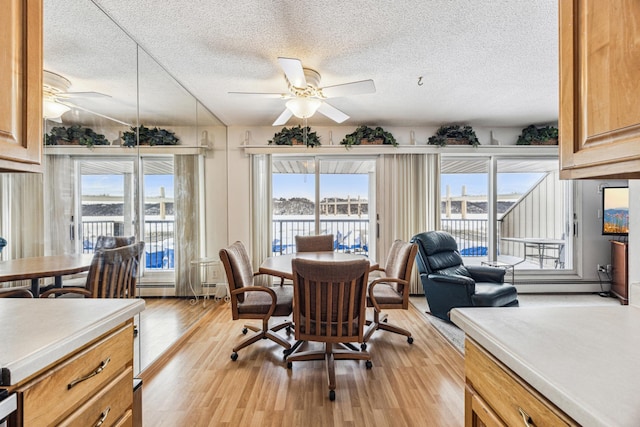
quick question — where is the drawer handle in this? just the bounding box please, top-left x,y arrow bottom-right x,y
94,406 -> 110,427
67,357 -> 111,389
518,407 -> 536,427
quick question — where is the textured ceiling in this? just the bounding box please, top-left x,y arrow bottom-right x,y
45,0 -> 559,128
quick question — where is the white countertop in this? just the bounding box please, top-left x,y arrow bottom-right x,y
451,306 -> 640,427
0,298 -> 145,386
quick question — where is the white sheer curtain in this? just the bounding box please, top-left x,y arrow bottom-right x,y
378,153 -> 440,294
0,173 -> 44,260
251,154 -> 272,286
174,154 -> 202,296
44,155 -> 75,255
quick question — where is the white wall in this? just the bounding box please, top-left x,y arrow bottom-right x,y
579,180 -> 628,287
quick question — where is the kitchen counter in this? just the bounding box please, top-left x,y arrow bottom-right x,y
0,298 -> 145,386
451,305 -> 640,427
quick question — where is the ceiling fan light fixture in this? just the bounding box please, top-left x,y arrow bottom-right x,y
286,97 -> 322,119
43,99 -> 70,120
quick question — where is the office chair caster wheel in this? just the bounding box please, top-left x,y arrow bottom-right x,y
231,352 -> 238,361
365,360 -> 373,369
286,326 -> 292,335
242,327 -> 248,335
360,343 -> 367,351
329,390 -> 336,401
407,337 -> 414,344
287,361 -> 292,369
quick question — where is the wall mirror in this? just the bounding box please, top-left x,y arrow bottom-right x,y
43,0 -> 227,375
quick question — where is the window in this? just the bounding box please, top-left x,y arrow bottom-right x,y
440,156 -> 572,273
141,158 -> 175,272
271,157 -> 375,256
78,159 -> 136,253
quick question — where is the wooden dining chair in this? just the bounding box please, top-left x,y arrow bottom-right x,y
40,241 -> 145,299
219,241 -> 294,361
63,235 -> 136,289
281,234 -> 334,287
287,257 -> 372,401
0,287 -> 33,298
362,239 -> 418,349
294,234 -> 334,252
94,235 -> 136,251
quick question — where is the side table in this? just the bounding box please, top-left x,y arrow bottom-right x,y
481,260 -> 516,284
189,258 -> 229,306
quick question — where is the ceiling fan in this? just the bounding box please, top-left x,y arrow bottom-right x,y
229,57 -> 376,126
43,70 -> 130,125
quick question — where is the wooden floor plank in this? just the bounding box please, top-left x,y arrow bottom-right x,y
142,300 -> 465,426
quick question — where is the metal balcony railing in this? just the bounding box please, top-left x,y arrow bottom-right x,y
272,218 -> 370,256
82,220 -> 175,270
440,218 -> 489,256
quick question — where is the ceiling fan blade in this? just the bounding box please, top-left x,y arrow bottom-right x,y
45,116 -> 63,123
317,102 -> 349,123
278,57 -> 306,88
272,108 -> 293,126
56,101 -> 132,126
321,79 -> 376,98
228,91 -> 290,99
56,91 -> 111,99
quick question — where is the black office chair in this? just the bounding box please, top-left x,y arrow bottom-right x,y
411,231 -> 519,322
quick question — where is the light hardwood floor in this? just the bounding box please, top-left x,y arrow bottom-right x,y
137,297 -> 214,371
141,300 -> 465,426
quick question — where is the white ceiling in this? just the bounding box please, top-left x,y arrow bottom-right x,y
46,0 -> 559,129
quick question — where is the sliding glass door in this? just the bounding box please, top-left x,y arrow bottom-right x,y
271,156 -> 375,256
77,159 -> 136,254
440,156 -> 572,273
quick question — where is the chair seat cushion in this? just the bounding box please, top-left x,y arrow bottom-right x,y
238,285 -> 293,316
472,282 -> 519,307
368,282 -> 403,306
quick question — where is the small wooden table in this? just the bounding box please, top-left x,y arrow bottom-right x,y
0,254 -> 95,297
259,252 -> 378,281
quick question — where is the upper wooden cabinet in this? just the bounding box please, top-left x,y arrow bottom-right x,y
559,0 -> 640,179
0,0 -> 43,173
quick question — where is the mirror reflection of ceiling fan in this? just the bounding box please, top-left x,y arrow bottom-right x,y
43,70 -> 130,125
229,57 -> 376,126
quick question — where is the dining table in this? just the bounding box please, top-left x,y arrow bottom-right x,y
259,251 -> 378,281
0,253 -> 95,297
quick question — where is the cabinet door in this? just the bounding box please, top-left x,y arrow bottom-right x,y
0,0 -> 43,173
559,0 -> 640,179
465,385 -> 507,427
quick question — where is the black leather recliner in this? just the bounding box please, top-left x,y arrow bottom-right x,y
410,231 -> 519,321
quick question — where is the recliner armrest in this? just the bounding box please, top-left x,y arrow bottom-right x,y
466,265 -> 505,283
427,273 -> 475,287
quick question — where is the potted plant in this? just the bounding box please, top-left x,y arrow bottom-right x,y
121,125 -> 180,147
44,126 -> 70,145
340,125 -> 398,148
44,125 -> 110,148
428,125 -> 480,147
268,125 -> 320,147
516,125 -> 558,145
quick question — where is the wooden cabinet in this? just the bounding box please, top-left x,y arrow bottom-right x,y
0,0 -> 43,173
610,240 -> 629,305
10,321 -> 135,426
559,0 -> 640,179
464,339 -> 578,427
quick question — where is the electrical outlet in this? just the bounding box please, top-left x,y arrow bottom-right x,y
597,264 -> 607,273
606,264 -> 612,274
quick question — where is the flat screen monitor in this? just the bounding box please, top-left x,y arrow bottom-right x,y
602,186 -> 629,236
